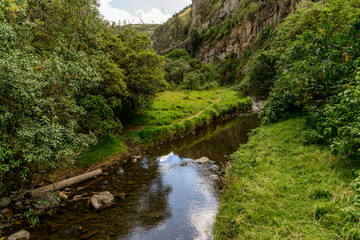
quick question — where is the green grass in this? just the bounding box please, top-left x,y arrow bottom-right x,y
214,118 -> 359,239
128,89 -> 220,126
77,137 -> 127,167
78,89 -> 251,168
124,89 -> 252,144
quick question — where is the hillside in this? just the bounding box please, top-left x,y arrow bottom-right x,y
151,6 -> 192,53
152,0 -> 304,69
114,24 -> 160,38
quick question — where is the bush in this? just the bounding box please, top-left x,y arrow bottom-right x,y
165,49 -> 191,60
245,50 -> 278,98
182,70 -> 205,90
262,0 -> 360,161
308,74 -> 360,157
80,95 -> 122,138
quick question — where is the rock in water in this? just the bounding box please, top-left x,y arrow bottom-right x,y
195,157 -> 210,164
8,230 -> 30,240
91,191 -> 114,210
0,198 -> 11,208
210,165 -> 220,171
58,192 -> 68,201
0,208 -> 13,222
32,192 -> 60,210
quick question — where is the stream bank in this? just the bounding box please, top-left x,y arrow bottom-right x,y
213,118 -> 356,239
3,113 -> 261,240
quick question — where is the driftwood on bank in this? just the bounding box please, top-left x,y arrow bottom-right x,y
31,169 -> 103,196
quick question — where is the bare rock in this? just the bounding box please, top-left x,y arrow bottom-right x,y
91,191 -> 114,210
210,165 -> 220,171
0,198 -> 11,208
58,192 -> 68,201
8,230 -> 30,240
195,157 -> 210,164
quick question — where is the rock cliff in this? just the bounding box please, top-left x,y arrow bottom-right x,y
152,0 -> 306,65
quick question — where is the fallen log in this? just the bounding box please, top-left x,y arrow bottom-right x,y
31,169 -> 102,196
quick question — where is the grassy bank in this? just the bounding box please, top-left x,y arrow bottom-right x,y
128,89 -> 221,126
124,89 -> 252,144
78,89 -> 252,167
214,118 -> 359,239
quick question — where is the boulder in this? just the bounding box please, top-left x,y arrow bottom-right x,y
0,198 -> 11,208
32,192 -> 60,210
195,157 -> 210,164
8,230 -> 30,240
91,191 -> 114,210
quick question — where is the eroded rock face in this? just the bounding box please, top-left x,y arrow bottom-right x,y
153,0 -> 305,69
193,0 -> 306,63
91,191 -> 114,210
8,230 -> 30,240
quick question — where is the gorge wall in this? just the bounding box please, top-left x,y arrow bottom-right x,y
152,0 -> 306,66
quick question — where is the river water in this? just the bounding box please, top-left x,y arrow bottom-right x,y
7,113 -> 260,240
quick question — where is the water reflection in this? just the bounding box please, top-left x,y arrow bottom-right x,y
127,152 -> 218,240
5,113 -> 260,239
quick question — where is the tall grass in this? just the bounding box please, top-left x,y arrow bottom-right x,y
124,90 -> 252,144
214,118 -> 357,239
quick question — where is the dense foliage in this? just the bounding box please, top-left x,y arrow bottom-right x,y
0,0 -> 164,195
164,49 -> 220,90
251,0 -> 360,159
151,7 -> 191,53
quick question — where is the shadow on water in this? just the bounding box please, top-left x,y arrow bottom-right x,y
6,113 -> 261,240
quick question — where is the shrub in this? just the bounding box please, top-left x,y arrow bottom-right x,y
245,50 -> 278,98
182,70 -> 205,90
165,49 -> 191,60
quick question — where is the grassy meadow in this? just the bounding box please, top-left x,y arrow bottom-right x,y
214,118 -> 359,239
127,89 -> 221,126
78,88 -> 252,167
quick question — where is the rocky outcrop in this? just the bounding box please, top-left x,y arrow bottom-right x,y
153,0 -> 306,65
192,0 -> 306,62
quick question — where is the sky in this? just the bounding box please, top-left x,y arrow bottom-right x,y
99,0 -> 192,24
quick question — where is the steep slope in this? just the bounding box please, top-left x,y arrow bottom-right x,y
151,7 -> 192,53
152,0 -> 305,65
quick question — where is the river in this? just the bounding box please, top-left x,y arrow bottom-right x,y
6,113 -> 260,240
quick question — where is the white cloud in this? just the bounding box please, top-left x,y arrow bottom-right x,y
99,0 -> 172,24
